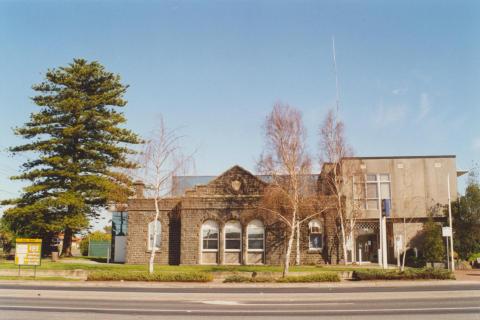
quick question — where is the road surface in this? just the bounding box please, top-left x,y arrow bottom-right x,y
1,282 -> 479,319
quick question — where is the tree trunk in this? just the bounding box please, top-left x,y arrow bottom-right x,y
42,232 -> 54,257
61,227 -> 73,257
339,221 -> 348,265
401,218 -> 407,271
295,221 -> 301,265
149,197 -> 160,274
283,223 -> 296,277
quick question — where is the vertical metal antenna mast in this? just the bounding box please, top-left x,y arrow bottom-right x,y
332,36 -> 340,115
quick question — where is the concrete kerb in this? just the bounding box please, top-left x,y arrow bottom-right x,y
0,269 -> 88,280
0,279 -> 477,289
0,269 -> 353,282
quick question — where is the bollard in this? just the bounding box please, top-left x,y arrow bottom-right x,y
51,251 -> 59,262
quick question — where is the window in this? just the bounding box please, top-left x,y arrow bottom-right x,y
224,221 -> 241,251
202,220 -> 219,251
366,174 -> 391,210
309,219 -> 323,250
148,220 -> 161,250
247,220 -> 264,251
112,212 -> 128,236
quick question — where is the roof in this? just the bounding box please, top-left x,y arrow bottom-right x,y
343,155 -> 456,160
171,166 -> 319,196
171,176 -> 215,196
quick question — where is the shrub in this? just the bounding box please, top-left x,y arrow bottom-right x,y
422,216 -> 445,266
223,274 -> 275,283
457,260 -> 472,270
277,272 -> 340,283
223,272 -> 340,283
87,271 -> 213,282
467,253 -> 480,263
352,268 -> 454,281
223,274 -> 252,283
404,249 -> 426,268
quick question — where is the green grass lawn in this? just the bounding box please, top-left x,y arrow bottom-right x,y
0,257 -> 374,273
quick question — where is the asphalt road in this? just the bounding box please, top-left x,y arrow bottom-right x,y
1,283 -> 480,319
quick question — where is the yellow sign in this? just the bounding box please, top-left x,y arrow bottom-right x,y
15,238 -> 42,266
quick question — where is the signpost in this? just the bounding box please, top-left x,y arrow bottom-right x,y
15,238 -> 42,277
442,226 -> 453,270
380,199 -> 391,269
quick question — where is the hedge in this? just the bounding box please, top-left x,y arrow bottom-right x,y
277,272 -> 340,283
87,271 -> 213,282
352,268 -> 454,281
223,272 -> 340,283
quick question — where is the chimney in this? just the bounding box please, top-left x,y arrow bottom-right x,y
133,180 -> 145,198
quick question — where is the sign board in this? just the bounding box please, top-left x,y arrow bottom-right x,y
381,199 -> 391,217
15,238 -> 42,266
442,227 -> 452,237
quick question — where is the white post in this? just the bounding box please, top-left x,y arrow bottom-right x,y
382,216 -> 388,268
379,200 -> 384,269
447,174 -> 455,271
446,236 -> 450,270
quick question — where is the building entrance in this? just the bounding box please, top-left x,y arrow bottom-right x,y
356,234 -> 378,263
354,222 -> 379,263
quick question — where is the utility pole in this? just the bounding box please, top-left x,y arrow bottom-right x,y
447,174 -> 455,271
332,36 -> 340,115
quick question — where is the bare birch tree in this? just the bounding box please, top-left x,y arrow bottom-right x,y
258,103 -> 327,275
318,108 -> 359,264
137,116 -> 194,274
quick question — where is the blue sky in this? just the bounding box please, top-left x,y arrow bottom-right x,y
0,0 -> 479,206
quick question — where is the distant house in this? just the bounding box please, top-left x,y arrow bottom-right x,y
111,155 -> 463,265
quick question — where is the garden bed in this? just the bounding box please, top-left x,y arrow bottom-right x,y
352,268 -> 454,280
223,272 -> 340,283
87,270 -> 213,282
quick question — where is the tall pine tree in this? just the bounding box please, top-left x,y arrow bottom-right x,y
2,59 -> 141,256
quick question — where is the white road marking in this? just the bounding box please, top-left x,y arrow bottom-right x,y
200,301 -> 241,305
199,301 -> 354,306
1,305 -> 479,314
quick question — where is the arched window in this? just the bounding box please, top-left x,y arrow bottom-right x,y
148,220 -> 161,250
308,219 -> 323,250
224,221 -> 241,251
247,220 -> 264,251
201,220 -> 219,251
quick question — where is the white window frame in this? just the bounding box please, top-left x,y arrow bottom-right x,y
308,219 -> 323,250
224,220 -> 242,252
201,220 -> 219,252
247,220 -> 265,252
364,173 -> 391,211
147,220 -> 161,251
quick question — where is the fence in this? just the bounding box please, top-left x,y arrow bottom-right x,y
88,240 -> 111,262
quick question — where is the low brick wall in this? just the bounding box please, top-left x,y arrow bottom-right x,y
0,268 -> 88,280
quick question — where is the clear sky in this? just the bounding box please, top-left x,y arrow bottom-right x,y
0,1 -> 479,217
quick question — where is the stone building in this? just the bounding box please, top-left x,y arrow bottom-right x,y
112,155 -> 464,265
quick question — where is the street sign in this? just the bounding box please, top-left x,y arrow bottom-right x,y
15,238 -> 42,266
442,227 -> 452,237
